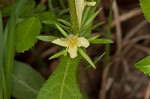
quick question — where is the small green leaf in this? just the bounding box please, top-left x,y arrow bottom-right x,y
20,0 -> 36,17
135,56 -> 150,75
91,21 -> 105,30
140,0 -> 150,22
49,50 -> 67,60
57,19 -> 71,27
36,3 -> 46,13
37,56 -> 83,99
55,23 -> 68,37
84,52 -> 105,70
78,48 -> 95,68
84,8 -> 102,26
90,38 -> 113,44
88,35 -> 100,42
82,21 -> 105,32
37,35 -> 58,42
16,17 -> 41,52
40,11 -> 57,25
12,61 -> 45,99
82,0 -> 100,25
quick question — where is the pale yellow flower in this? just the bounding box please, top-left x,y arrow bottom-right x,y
52,35 -> 89,58
75,0 -> 96,27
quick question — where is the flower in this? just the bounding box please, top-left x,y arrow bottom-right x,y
52,35 -> 89,58
75,0 -> 96,27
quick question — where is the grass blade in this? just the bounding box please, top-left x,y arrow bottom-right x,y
3,6 -> 16,99
0,9 -> 3,99
15,0 -> 28,17
0,9 -> 8,99
105,0 -> 114,65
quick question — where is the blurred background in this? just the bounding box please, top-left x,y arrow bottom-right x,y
1,0 -> 150,99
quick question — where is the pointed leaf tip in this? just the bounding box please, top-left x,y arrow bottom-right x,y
78,48 -> 96,68
135,56 -> 150,75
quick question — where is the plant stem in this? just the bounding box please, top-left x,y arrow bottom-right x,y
105,0 -> 114,65
68,0 -> 79,35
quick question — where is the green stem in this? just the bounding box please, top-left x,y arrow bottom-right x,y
68,0 -> 78,35
105,0 -> 114,65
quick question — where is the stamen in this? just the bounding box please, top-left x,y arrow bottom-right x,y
67,36 -> 78,47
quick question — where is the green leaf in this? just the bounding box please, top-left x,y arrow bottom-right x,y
82,0 -> 101,26
4,7 -> 16,99
135,56 -> 150,75
0,9 -> 3,99
49,50 -> 67,60
90,38 -> 113,44
16,17 -> 41,52
84,8 -> 102,26
37,56 -> 83,99
140,0 -> 150,22
84,52 -> 105,70
57,19 -> 71,27
91,21 -> 105,30
40,11 -> 57,25
88,35 -> 100,42
2,0 -> 28,17
48,0 -> 59,14
37,35 -> 58,42
78,48 -> 95,68
12,61 -> 45,99
20,0 -> 36,17
80,0 -> 101,37
36,3 -> 46,13
55,23 -> 68,37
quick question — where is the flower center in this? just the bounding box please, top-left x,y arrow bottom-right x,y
66,36 -> 78,47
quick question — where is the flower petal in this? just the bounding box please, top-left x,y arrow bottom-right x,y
85,1 -> 96,6
68,47 -> 78,58
52,39 -> 68,47
77,37 -> 90,48
75,0 -> 86,27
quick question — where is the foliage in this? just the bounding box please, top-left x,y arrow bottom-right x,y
37,56 -> 82,99
0,0 -> 112,99
12,61 -> 45,99
16,17 -> 41,52
139,0 -> 150,22
135,56 -> 150,75
135,0 -> 150,75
